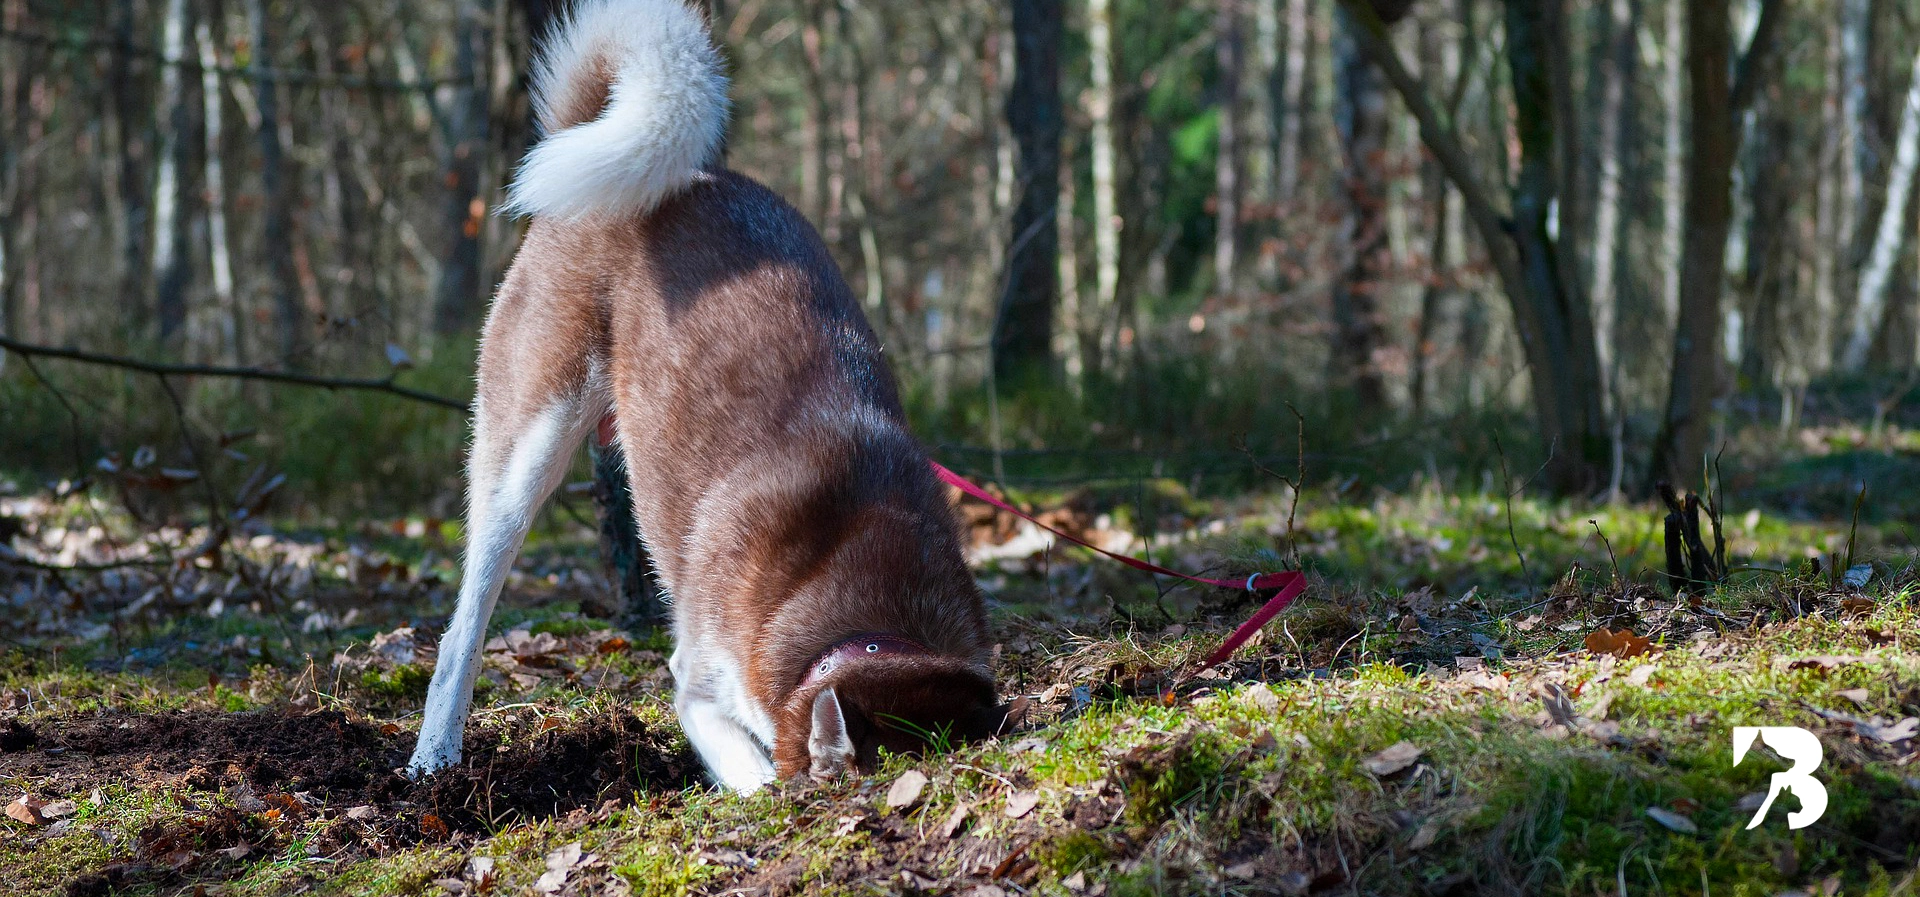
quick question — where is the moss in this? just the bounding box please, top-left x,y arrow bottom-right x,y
1035,830 -> 1113,875
357,663 -> 433,701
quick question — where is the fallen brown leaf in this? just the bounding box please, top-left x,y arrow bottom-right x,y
885,770 -> 928,811
1584,628 -> 1651,659
6,796 -> 46,825
1004,791 -> 1040,819
1362,742 -> 1423,776
940,802 -> 972,838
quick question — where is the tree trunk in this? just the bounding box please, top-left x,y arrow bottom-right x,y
151,0 -> 193,345
1840,43 -> 1920,371
1589,0 -> 1638,422
1652,0 -> 1734,484
250,0 -> 303,367
1085,0 -> 1120,380
1213,0 -> 1241,296
110,0 -> 151,333
1275,0 -> 1310,202
992,0 -> 1062,384
432,0 -> 491,338
1660,0 -> 1685,325
198,14 -> 238,364
1330,3 -> 1391,410
1506,0 -> 1609,491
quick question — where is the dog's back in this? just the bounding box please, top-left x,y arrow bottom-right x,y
411,0 -> 996,791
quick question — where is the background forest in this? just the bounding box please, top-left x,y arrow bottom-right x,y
3,0 -> 1917,514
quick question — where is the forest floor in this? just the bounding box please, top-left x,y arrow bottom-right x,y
0,456 -> 1918,896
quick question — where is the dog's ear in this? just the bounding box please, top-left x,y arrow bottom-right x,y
807,687 -> 856,781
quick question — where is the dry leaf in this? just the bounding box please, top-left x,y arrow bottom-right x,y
1407,819 -> 1441,851
831,814 -> 863,836
1836,688 -> 1870,707
1585,628 -> 1652,659
1645,807 -> 1697,834
1787,655 -> 1866,674
939,802 -> 972,838
1363,741 -> 1424,776
215,842 -> 251,861
536,842 -> 585,893
1626,665 -> 1657,687
1224,861 -> 1259,879
1242,682 -> 1280,712
1841,596 -> 1876,618
1062,870 -> 1088,891
885,770 -> 928,811
1004,791 -> 1040,819
433,878 -> 466,893
39,799 -> 77,819
345,805 -> 378,821
6,796 -> 46,825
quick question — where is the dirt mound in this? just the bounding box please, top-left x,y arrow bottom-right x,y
0,707 -> 700,894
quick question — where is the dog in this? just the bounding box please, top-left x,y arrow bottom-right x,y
406,0 -> 1001,792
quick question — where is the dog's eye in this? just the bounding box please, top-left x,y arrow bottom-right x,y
865,643 -> 880,653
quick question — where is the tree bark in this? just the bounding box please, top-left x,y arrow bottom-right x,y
992,0 -> 1062,383
151,0 -> 194,345
198,14 -> 238,364
1213,0 -> 1242,296
1589,0 -> 1638,422
1275,0 -> 1310,202
1085,0 -> 1120,380
1659,0 -> 1685,325
1840,43 -> 1920,372
1330,3 -> 1391,410
110,0 -> 151,332
1505,0 -> 1608,490
432,0 -> 491,338
1652,0 -> 1734,484
250,0 -> 303,367
1651,0 -> 1782,484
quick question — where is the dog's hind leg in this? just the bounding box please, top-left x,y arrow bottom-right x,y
409,284 -> 599,777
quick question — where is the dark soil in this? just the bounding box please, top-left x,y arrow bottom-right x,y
0,706 -> 700,895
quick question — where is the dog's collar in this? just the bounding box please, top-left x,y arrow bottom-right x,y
800,634 -> 928,690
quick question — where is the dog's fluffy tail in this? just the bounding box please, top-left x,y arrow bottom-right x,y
503,0 -> 729,221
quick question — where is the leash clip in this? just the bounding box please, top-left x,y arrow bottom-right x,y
1245,573 -> 1262,592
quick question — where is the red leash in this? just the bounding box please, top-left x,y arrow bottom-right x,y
930,461 -> 1305,672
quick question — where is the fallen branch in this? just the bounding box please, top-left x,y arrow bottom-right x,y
0,335 -> 470,412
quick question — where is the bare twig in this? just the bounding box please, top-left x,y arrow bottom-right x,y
0,335 -> 469,411
1492,435 -> 1532,588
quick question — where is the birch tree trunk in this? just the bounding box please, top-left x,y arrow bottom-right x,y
1660,0 -> 1684,325
1589,0 -> 1638,420
1213,0 -> 1242,296
151,0 -> 193,344
197,14 -> 237,364
1085,0 -> 1120,380
1840,44 -> 1920,372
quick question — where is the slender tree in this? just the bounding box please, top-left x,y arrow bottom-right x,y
1649,0 -> 1783,484
151,0 -> 193,344
250,0 -> 303,367
992,0 -> 1063,383
432,0 -> 492,337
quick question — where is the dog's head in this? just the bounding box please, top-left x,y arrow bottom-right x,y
772,650 -> 1003,781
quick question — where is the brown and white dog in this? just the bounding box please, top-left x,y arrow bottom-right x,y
407,0 -> 1000,791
